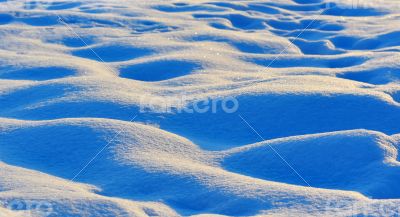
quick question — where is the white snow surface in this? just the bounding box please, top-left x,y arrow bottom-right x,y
1,0 -> 400,216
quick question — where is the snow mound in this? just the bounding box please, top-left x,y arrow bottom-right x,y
0,162 -> 179,217
1,119 -> 400,216
223,130 -> 400,199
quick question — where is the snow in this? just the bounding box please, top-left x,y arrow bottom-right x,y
0,0 -> 400,216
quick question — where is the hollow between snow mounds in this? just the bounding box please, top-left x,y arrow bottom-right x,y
56,36 -> 97,48
338,67 -> 400,85
119,60 -> 201,82
72,44 -> 154,62
0,66 -> 77,81
389,91 -> 400,104
0,14 -> 13,25
46,1 -> 82,10
330,31 -> 400,51
250,55 -> 367,68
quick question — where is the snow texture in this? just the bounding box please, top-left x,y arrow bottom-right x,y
0,0 -> 400,216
